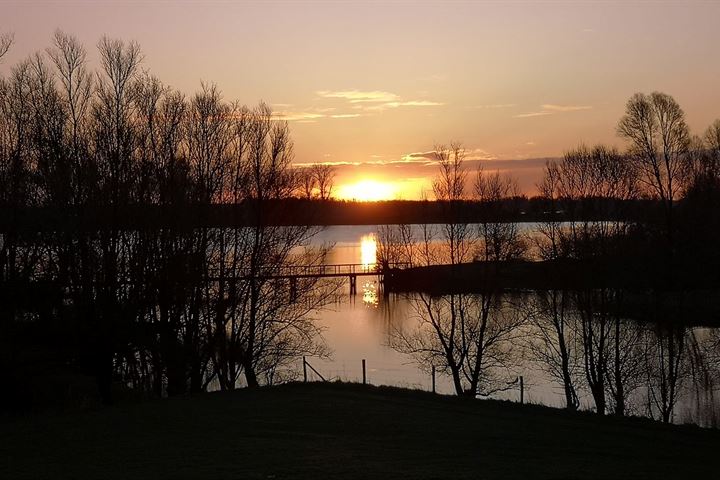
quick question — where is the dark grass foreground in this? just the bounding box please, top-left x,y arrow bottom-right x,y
2,382 -> 718,479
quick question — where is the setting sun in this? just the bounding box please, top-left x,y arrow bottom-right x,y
335,180 -> 397,201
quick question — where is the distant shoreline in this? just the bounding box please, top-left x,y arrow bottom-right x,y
0,198 -> 651,232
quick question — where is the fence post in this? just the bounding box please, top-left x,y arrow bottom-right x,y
520,375 -> 524,404
431,365 -> 436,393
362,359 -> 366,385
303,356 -> 307,383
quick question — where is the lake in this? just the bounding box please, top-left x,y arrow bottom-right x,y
309,225 -> 720,427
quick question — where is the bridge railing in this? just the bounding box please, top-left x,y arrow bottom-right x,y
268,262 -> 411,277
204,262 -> 409,278
204,262 -> 411,279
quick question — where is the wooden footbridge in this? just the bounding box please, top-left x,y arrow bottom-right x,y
4,263 -> 411,300
211,262 -> 410,295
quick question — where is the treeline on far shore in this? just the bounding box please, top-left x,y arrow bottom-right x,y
0,197 -> 665,231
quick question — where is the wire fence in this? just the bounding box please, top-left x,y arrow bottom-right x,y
300,356 -> 525,404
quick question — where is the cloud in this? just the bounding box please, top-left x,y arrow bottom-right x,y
514,103 -> 592,118
273,109 -> 365,122
467,104 -> 516,109
541,104 -> 592,112
466,148 -> 497,161
273,111 -> 326,121
400,151 -> 441,163
317,89 -> 443,112
513,112 -> 553,118
316,90 -> 399,103
274,89 -> 444,122
293,161 -> 362,167
353,100 -> 445,112
398,147 -> 495,164
382,100 -> 444,108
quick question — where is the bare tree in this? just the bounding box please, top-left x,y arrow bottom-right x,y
617,92 -> 690,240
690,120 -> 720,182
706,120 -> 720,162
231,103 -> 336,388
185,82 -> 233,203
536,145 -> 640,415
311,163 -> 335,200
433,142 -> 467,202
605,318 -> 645,416
387,146 -> 526,397
295,166 -> 317,199
0,32 -> 13,62
528,161 -> 580,410
0,33 -> 339,402
527,291 -> 580,410
47,30 -> 94,204
93,36 -> 143,205
433,143 -> 472,266
474,168 -> 525,262
645,323 -> 688,423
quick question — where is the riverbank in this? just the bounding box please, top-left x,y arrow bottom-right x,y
384,260 -> 720,325
2,382 -> 718,479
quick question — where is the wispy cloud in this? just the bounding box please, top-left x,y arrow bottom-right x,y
399,147 -> 496,164
273,111 -> 326,121
383,100 -> 444,108
514,103 -> 592,118
541,104 -> 592,112
514,112 -> 553,118
317,90 -> 399,103
401,151 -> 440,163
293,161 -> 363,167
466,148 -> 497,161
273,109 -> 365,122
317,89 -> 444,112
274,89 -> 443,122
467,104 -> 516,109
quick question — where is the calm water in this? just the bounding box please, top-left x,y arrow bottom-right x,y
308,225 -> 720,426
311,225 -> 566,403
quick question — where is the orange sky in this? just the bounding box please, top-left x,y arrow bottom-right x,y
3,1 -> 720,199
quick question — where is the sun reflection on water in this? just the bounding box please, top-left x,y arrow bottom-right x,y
360,234 -> 377,267
359,234 -> 378,307
362,281 -> 379,308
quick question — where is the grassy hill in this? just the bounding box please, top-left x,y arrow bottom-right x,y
2,382 -> 718,479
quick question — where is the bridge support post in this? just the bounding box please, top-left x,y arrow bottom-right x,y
349,274 -> 357,295
431,365 -> 436,394
289,277 -> 297,301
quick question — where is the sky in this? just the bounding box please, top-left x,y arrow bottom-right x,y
2,0 -> 720,199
